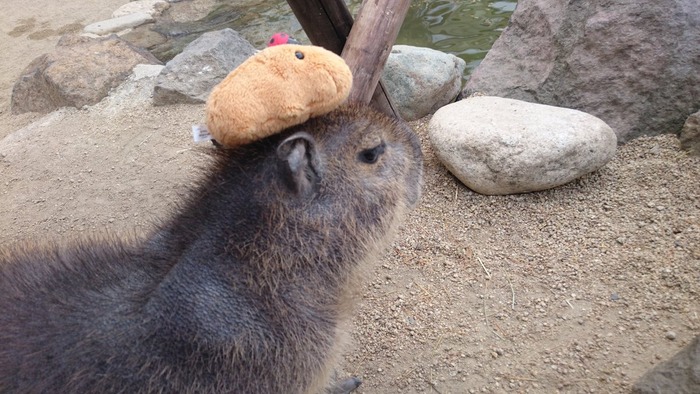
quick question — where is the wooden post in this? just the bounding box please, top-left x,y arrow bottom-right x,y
285,0 -> 352,55
341,0 -> 409,107
286,0 -> 408,118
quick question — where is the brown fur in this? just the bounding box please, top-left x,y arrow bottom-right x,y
0,105 -> 423,393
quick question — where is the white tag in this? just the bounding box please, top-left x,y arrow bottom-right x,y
192,124 -> 213,142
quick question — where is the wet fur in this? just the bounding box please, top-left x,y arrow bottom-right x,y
0,105 -> 423,393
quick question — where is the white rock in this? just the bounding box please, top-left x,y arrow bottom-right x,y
84,12 -> 154,36
132,64 -> 165,80
112,0 -> 170,18
429,96 -> 617,195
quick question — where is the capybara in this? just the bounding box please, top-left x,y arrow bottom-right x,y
0,105 -> 423,393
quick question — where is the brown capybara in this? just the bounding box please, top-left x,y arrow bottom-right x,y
0,105 -> 423,393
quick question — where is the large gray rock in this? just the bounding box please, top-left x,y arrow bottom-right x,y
383,45 -> 465,121
464,0 -> 700,144
152,28 -> 256,106
11,35 -> 161,114
429,96 -> 617,195
633,335 -> 700,394
679,110 -> 700,157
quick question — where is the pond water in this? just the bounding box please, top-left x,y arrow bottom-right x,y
159,0 -> 516,78
389,0 -> 516,74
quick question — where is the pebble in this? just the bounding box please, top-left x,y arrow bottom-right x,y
665,331 -> 676,340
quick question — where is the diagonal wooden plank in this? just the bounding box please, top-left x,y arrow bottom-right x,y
286,0 -> 352,55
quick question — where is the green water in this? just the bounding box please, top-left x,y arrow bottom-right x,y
392,0 -> 516,73
344,0 -> 515,74
161,0 -> 516,77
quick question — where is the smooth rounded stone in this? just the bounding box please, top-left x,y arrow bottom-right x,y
84,12 -> 154,36
112,0 -> 170,18
382,45 -> 466,121
679,110 -> 700,156
429,96 -> 617,195
464,0 -> 700,144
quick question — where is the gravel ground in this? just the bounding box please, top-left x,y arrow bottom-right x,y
344,122 -> 699,393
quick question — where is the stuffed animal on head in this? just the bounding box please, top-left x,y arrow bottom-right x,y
205,44 -> 353,147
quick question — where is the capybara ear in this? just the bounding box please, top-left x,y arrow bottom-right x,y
276,132 -> 320,196
205,44 -> 352,148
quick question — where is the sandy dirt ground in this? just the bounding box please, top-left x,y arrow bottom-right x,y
1,1 -> 699,393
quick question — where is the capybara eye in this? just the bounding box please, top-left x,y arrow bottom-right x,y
295,51 -> 304,60
359,142 -> 386,164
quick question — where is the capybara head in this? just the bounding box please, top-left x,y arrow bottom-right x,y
214,104 -> 424,272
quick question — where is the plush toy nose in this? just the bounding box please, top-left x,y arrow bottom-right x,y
268,32 -> 302,47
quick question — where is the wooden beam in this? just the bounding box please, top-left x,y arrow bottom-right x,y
286,0 -> 407,118
286,0 -> 352,55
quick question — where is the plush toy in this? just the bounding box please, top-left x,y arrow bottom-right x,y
205,44 -> 353,147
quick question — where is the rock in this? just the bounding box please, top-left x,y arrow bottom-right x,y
147,4 -> 250,62
152,28 -> 256,106
132,64 -> 165,80
83,12 -> 155,35
11,35 -> 161,114
679,110 -> 700,156
382,45 -> 466,121
428,96 -> 617,195
463,0 -> 700,144
633,335 -> 700,394
112,0 -> 170,18
121,27 -> 168,53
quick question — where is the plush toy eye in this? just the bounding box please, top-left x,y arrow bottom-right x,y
295,51 -> 304,60
359,142 -> 386,164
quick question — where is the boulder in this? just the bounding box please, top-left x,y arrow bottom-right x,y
11,34 -> 161,114
633,335 -> 700,394
152,28 -> 257,106
429,96 -> 617,195
463,0 -> 700,144
679,110 -> 700,157
383,45 -> 465,121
